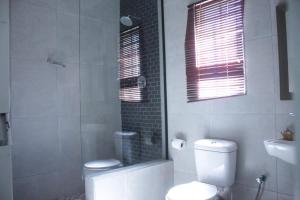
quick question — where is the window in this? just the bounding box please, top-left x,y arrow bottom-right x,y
185,0 -> 245,102
119,26 -> 144,102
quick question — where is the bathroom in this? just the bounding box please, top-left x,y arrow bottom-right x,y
0,0 -> 299,200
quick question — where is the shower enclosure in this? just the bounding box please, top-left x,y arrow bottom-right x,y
80,0 -> 166,167
9,0 -> 166,199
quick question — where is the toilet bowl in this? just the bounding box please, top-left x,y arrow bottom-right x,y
83,159 -> 122,177
166,182 -> 218,200
83,131 -> 138,178
166,139 -> 237,200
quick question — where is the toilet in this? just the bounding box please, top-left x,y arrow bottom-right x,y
166,139 -> 237,200
83,131 -> 138,177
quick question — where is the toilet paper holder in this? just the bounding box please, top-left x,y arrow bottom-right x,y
171,138 -> 186,150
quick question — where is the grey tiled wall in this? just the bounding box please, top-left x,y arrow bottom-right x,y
164,0 -> 296,199
120,0 -> 163,164
11,1 -> 83,198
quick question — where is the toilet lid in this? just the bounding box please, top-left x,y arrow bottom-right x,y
166,182 -> 217,200
84,159 -> 121,169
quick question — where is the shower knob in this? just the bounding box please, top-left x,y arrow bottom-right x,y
137,76 -> 146,89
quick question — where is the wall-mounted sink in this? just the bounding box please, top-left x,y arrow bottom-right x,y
264,139 -> 297,165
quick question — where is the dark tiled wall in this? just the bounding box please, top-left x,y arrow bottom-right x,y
120,0 -> 162,164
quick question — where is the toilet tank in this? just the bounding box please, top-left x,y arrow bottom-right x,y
114,131 -> 139,165
194,139 -> 237,187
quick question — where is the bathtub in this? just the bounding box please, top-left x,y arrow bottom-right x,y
85,160 -> 174,200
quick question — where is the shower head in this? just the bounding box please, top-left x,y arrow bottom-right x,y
120,16 -> 133,26
120,15 -> 141,27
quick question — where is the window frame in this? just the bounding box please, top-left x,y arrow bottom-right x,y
185,0 -> 246,102
119,26 -> 145,103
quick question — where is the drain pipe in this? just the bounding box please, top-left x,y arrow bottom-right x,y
255,174 -> 267,200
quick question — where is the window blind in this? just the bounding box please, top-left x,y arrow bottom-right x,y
185,0 -> 246,102
119,26 -> 143,102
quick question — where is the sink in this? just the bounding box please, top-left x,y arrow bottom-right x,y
264,139 -> 297,164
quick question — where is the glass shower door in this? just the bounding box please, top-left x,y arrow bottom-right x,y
79,0 -> 166,169
79,0 -> 122,165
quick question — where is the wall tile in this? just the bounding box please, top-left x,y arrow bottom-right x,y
11,60 -> 58,117
232,184 -> 277,200
58,117 -> 82,169
59,167 -> 84,197
11,1 -> 56,61
210,114 -> 277,191
80,0 -> 118,22
11,0 -> 57,10
277,160 -> 296,196
168,114 -> 213,179
56,12 -> 79,64
81,124 -> 108,162
12,117 -> 59,178
168,114 -> 211,147
13,176 -> 38,200
81,102 -> 120,121
164,0 -> 186,66
58,0 -> 79,15
168,113 -> 211,154
79,17 -> 104,65
14,171 -> 60,200
278,193 -> 295,200
103,65 -> 121,103
244,0 -> 272,41
57,63 -> 80,116
80,65 -> 106,102
275,113 -> 295,138
170,146 -> 196,174
35,172 -> 61,200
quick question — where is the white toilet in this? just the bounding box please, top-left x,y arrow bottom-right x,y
83,131 -> 137,177
166,139 -> 237,200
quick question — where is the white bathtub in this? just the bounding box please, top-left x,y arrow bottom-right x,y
85,160 -> 174,200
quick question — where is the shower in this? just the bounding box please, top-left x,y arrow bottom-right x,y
120,15 -> 140,26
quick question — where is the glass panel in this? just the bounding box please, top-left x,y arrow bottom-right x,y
119,0 -> 163,164
79,0 -> 164,170
79,0 -> 121,164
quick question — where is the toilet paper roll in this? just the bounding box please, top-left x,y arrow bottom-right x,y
171,139 -> 186,150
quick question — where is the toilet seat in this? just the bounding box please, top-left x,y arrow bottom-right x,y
84,159 -> 122,170
166,181 -> 218,200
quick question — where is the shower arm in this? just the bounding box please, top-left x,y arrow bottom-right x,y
46,57 -> 66,68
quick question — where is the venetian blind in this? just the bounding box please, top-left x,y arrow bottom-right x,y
185,0 -> 246,102
119,26 -> 143,102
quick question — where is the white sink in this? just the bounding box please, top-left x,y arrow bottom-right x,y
264,139 -> 297,165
